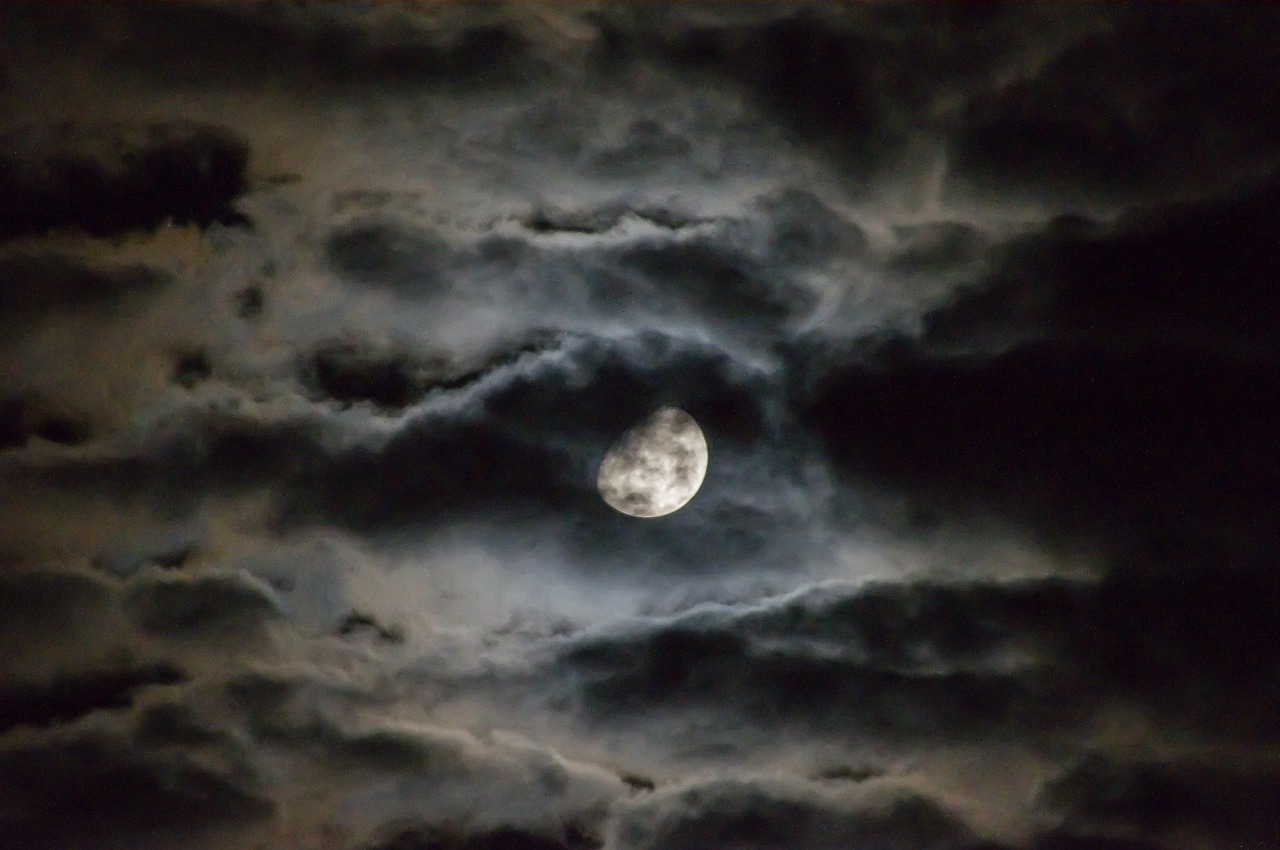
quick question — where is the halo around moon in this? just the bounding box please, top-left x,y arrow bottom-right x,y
597,407 -> 708,518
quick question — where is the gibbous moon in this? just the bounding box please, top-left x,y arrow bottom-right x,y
597,407 -> 708,518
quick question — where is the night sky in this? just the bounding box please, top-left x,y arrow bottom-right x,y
2,4 -> 1280,849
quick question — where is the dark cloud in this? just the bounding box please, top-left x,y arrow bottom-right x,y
59,2 -> 536,92
221,671 -> 476,774
0,123 -> 251,240
803,170 -> 1280,550
599,236 -> 812,335
929,173 -> 1280,353
215,670 -> 624,842
223,672 -> 437,772
293,410 -> 583,532
885,222 -> 986,277
0,570 -> 113,651
610,781 -> 978,850
133,700 -> 239,750
0,253 -> 169,324
574,191 -> 853,336
521,202 -> 703,236
0,727 -> 271,850
0,397 -> 92,450
1024,836 -> 1168,850
561,560 -> 1280,743
325,222 -> 455,297
811,764 -> 882,784
580,191 -> 853,330
663,14 -> 893,160
1042,754 -> 1280,848
0,663 -> 185,735
593,4 -> 1103,183
306,342 -> 444,410
94,543 -> 198,579
365,824 -> 602,850
299,336 -> 563,412
563,609 -> 1082,743
123,573 -> 282,637
173,348 -> 213,389
591,11 -> 900,177
948,5 -> 1280,201
233,284 -> 265,320
758,188 -> 870,264
803,343 -> 1280,545
336,610 -> 406,646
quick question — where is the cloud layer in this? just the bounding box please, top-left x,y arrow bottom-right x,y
2,3 -> 1279,849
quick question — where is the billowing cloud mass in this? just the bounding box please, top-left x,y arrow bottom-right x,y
1,3 -> 1279,849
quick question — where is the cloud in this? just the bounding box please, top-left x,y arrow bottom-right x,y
300,334 -> 562,412
319,187 -> 850,347
336,611 -> 406,646
0,253 -> 170,322
0,569 -> 123,679
884,222 -> 986,277
554,561 -> 1280,745
0,663 -> 185,736
927,173 -> 1280,354
0,566 -> 279,707
1,4 -> 1279,850
0,122 -> 251,240
0,641 -> 625,849
1025,837 -> 1168,850
325,221 -> 455,298
1040,753 -> 1280,848
559,587 -> 1078,745
362,824 -> 603,850
0,252 -> 178,448
0,397 -> 92,449
609,778 -> 979,850
947,6 -> 1280,202
123,571 -> 283,638
0,721 -> 272,850
799,170 -> 1280,554
216,669 -> 625,844
586,3 -> 1130,205
64,3 -> 536,92
8,329 -> 780,541
643,13 -> 900,172
584,118 -> 694,179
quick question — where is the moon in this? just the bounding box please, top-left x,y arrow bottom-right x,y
597,407 -> 709,518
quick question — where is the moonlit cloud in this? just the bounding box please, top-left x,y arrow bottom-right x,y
2,3 -> 1279,849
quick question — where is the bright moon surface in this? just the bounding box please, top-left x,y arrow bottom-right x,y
597,407 -> 709,518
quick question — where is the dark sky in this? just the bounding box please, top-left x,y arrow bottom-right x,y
2,3 -> 1280,849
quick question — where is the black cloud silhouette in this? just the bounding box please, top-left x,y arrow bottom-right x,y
611,782 -> 978,850
1042,754 -> 1280,847
0,123 -> 251,240
0,664 -> 186,735
0,729 -> 271,850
